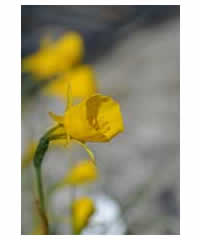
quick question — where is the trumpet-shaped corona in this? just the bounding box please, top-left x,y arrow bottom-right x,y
49,94 -> 124,142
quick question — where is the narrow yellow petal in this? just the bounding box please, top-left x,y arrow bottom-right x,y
49,127 -> 68,146
72,139 -> 96,164
48,112 -> 64,125
71,197 -> 95,234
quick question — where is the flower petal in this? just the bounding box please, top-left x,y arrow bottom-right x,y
43,65 -> 97,99
71,197 -> 95,234
22,32 -> 84,79
63,160 -> 97,185
48,112 -> 64,125
64,94 -> 124,142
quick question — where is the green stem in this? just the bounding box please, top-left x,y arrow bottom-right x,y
35,167 -> 46,214
33,125 -> 65,234
35,166 -> 49,234
33,137 -> 49,234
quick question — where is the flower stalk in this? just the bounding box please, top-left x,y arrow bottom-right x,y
33,125 -> 63,234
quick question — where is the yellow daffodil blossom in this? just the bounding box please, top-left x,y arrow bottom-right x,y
43,65 -> 97,99
22,32 -> 84,79
49,94 -> 124,143
21,141 -> 37,169
71,196 -> 95,234
60,160 -> 98,186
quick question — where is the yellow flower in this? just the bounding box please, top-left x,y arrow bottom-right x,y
44,65 -> 97,99
62,160 -> 98,185
49,94 -> 124,142
21,141 -> 37,169
22,32 -> 84,78
71,197 -> 95,234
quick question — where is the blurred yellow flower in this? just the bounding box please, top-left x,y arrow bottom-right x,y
49,94 -> 124,142
22,32 -> 84,78
62,160 -> 98,185
71,197 -> 95,234
44,65 -> 97,99
21,141 -> 37,169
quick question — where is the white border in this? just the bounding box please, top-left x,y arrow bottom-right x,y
181,1 -> 200,239
0,1 -> 21,239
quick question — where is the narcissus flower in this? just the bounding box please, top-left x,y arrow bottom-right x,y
62,160 -> 98,185
22,32 -> 84,78
44,65 -> 97,99
49,94 -> 124,142
71,197 -> 95,234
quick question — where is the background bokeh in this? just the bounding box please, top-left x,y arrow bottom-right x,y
21,5 -> 180,235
